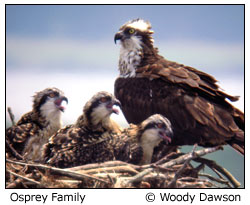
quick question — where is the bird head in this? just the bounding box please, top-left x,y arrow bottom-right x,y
33,87 -> 68,118
114,18 -> 154,49
84,91 -> 121,128
140,114 -> 173,145
138,114 -> 173,164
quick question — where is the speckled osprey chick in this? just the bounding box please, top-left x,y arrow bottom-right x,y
6,87 -> 68,161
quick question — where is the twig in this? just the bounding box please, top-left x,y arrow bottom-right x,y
7,170 -> 42,187
155,152 -> 183,165
123,146 -> 222,186
6,140 -> 24,160
193,157 -> 240,188
178,177 -> 215,188
77,165 -> 139,175
67,160 -> 141,172
167,144 -> 197,188
6,178 -> 24,188
150,164 -> 175,173
199,173 -> 232,188
6,159 -> 109,185
7,107 -> 16,126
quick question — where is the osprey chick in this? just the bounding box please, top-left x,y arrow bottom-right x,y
43,112 -> 172,168
42,91 -> 122,168
114,19 -> 244,155
6,87 -> 68,161
126,114 -> 173,165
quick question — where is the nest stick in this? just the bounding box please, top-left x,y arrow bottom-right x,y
167,144 -> 197,188
7,170 -> 41,187
7,107 -> 16,126
124,146 -> 222,186
199,173 -> 232,187
67,160 -> 141,172
6,159 -> 109,184
193,157 -> 240,188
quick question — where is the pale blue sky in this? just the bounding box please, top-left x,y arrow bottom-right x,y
6,5 -> 244,75
6,5 -> 243,42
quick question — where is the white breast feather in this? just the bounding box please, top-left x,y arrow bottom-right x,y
40,97 -> 62,129
140,128 -> 162,164
91,104 -> 110,129
119,36 -> 142,78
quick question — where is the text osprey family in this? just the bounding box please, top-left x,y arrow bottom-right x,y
9,192 -> 86,204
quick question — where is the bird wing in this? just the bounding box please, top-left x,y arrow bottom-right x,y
43,125 -> 123,168
115,58 -> 244,149
6,117 -> 42,154
137,58 -> 239,102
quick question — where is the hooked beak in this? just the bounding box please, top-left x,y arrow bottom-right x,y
106,99 -> 121,115
159,129 -> 173,144
113,99 -> 121,107
114,32 -> 123,44
111,99 -> 121,114
54,96 -> 68,112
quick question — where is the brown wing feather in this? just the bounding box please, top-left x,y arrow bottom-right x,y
115,58 -> 244,154
43,126 -> 133,168
6,112 -> 42,154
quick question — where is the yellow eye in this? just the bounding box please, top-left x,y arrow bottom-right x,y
129,28 -> 135,34
49,93 -> 56,98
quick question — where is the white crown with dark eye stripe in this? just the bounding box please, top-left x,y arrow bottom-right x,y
137,114 -> 173,164
75,91 -> 122,133
42,91 -> 122,168
123,18 -> 152,32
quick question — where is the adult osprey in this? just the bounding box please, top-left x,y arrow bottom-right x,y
114,19 -> 244,155
6,87 -> 68,161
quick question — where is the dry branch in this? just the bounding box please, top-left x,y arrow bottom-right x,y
123,146 -> 222,187
6,159 -> 109,185
6,144 -> 242,188
7,107 -> 16,126
7,170 -> 42,187
167,144 -> 197,188
6,135 -> 241,188
193,157 -> 240,188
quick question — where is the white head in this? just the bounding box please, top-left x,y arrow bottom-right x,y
33,87 -> 68,125
83,91 -> 121,130
124,19 -> 152,32
114,19 -> 154,78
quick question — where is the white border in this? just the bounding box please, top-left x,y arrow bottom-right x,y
1,1 -> 248,205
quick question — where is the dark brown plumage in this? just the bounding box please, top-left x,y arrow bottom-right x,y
6,87 -> 68,161
114,19 -> 244,155
43,111 -> 173,168
42,91 -> 123,168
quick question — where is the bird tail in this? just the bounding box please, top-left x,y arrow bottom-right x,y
228,131 -> 244,155
233,108 -> 244,131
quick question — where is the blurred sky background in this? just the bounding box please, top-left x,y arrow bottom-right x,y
6,5 -> 244,187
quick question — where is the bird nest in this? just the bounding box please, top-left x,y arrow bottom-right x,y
6,145 -> 241,189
